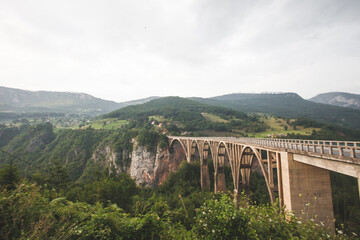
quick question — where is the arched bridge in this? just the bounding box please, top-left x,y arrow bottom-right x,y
167,136 -> 360,229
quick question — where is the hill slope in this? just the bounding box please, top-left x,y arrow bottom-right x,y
103,96 -> 269,134
309,92 -> 360,110
191,93 -> 360,129
105,96 -> 248,120
0,86 -> 120,115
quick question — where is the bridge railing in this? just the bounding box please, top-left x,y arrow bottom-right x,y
167,136 -> 360,161
236,138 -> 360,159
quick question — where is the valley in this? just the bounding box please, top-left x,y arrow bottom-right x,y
1,87 -> 360,239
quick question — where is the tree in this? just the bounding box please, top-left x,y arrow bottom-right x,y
48,161 -> 70,190
0,161 -> 20,190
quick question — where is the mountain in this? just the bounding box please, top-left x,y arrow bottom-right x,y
116,96 -> 160,108
105,96 -> 248,121
0,86 -> 159,116
0,86 -> 120,115
190,93 -> 360,129
309,92 -> 360,110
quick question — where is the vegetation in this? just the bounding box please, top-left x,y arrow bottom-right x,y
1,95 -> 360,238
191,93 -> 360,129
0,162 -> 356,239
105,97 -> 267,134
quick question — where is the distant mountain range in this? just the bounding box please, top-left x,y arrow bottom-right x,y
1,86 -> 360,129
309,92 -> 360,110
0,86 -> 158,116
191,93 -> 360,129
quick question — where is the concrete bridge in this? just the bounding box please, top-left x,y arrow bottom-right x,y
167,136 -> 360,228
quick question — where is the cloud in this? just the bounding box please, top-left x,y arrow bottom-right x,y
0,0 -> 359,101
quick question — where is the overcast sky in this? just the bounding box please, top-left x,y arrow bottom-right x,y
0,0 -> 359,102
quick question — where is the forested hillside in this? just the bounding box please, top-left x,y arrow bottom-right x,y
104,96 -> 267,134
191,93 -> 360,129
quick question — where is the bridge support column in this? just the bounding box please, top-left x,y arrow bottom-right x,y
358,175 -> 360,200
201,149 -> 210,190
280,152 -> 334,230
214,166 -> 226,193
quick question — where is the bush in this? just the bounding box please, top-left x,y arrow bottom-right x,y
192,195 -> 255,239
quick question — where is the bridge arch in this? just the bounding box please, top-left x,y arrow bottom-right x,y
169,138 -> 186,154
239,146 -> 275,203
213,141 -> 232,193
189,139 -> 201,163
200,140 -> 213,190
169,138 -> 187,161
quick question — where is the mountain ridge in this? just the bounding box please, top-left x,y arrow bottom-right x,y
0,86 -> 158,116
2,86 -> 360,129
309,92 -> 360,110
190,92 -> 360,129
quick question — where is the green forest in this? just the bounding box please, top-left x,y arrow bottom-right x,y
1,159 -> 359,239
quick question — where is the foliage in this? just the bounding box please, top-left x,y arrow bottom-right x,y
0,126 -> 22,148
331,172 -> 360,235
192,195 -> 255,239
136,128 -> 159,152
0,162 -> 20,190
66,173 -> 140,212
191,93 -> 360,129
104,97 -> 265,132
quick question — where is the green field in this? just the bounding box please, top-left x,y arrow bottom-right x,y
149,115 -> 168,122
201,112 -> 229,123
251,117 -> 319,138
91,118 -> 128,130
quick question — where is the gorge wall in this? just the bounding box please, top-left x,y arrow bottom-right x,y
92,139 -> 186,188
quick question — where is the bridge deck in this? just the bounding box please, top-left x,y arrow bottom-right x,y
168,136 -> 360,165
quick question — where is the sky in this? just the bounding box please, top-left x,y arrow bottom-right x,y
0,0 -> 359,102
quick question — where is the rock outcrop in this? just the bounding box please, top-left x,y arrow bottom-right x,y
91,139 -> 187,188
130,142 -> 157,187
92,145 -> 131,175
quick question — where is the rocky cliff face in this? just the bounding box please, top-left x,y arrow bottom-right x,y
130,142 -> 157,187
91,140 -> 187,188
92,144 -> 131,175
309,92 -> 360,110
154,141 -> 186,186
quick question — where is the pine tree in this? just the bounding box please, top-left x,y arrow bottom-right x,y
0,161 -> 20,189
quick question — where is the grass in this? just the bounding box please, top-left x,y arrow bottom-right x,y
193,116 -> 320,138
201,113 -> 229,123
251,117 -> 320,138
149,115 -> 168,122
91,118 -> 128,130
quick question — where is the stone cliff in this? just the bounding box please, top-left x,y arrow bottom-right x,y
91,144 -> 131,175
92,139 -> 186,188
130,140 -> 186,187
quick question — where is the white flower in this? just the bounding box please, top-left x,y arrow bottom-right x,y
212,230 -> 215,233
297,221 -> 302,224
337,230 -> 343,235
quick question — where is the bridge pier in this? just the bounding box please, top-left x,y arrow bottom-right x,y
214,167 -> 226,193
280,152 -> 335,229
200,147 -> 210,191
